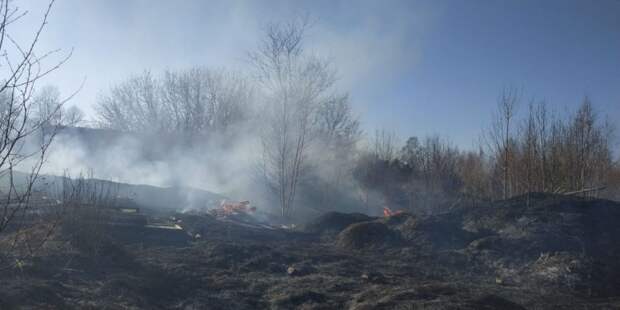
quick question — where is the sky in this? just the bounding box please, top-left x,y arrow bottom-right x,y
11,0 -> 620,151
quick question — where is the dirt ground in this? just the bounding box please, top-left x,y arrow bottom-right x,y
2,193 -> 620,309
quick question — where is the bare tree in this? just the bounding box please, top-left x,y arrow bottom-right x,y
309,94 -> 361,209
31,85 -> 84,127
373,129 -> 398,162
457,148 -> 490,204
96,71 -> 162,132
480,92 -> 616,200
535,101 -> 549,192
62,105 -> 85,127
520,100 -> 538,198
96,68 -> 252,140
486,87 -> 520,199
161,68 -> 252,139
251,19 -> 337,218
0,0 -> 71,267
315,94 -> 360,149
416,136 -> 461,212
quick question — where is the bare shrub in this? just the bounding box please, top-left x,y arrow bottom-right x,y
0,0 -> 72,269
57,171 -> 118,256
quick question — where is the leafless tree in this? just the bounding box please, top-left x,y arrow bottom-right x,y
0,0 -> 71,268
315,94 -> 360,149
62,105 -> 84,127
373,129 -> 398,162
160,68 -> 252,139
415,136 -> 461,212
308,94 -> 361,210
457,148 -> 491,204
480,92 -> 616,200
96,68 -> 252,141
519,100 -> 538,201
486,87 -> 520,199
535,101 -> 549,192
31,85 -> 84,127
251,19 -> 337,218
96,71 -> 162,132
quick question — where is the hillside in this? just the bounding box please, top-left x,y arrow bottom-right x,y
0,170 -> 226,213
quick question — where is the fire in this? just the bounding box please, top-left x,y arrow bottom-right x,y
383,207 -> 403,217
210,200 -> 256,217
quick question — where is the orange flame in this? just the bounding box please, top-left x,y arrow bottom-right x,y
383,207 -> 403,217
212,200 -> 255,217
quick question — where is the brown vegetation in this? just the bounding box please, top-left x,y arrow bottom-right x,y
354,95 -> 619,216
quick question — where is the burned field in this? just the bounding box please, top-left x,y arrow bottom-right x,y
1,0 -> 619,308
0,193 -> 619,309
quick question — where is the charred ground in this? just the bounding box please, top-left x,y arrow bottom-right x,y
2,193 -> 620,309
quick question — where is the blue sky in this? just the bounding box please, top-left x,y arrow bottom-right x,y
13,0 -> 620,150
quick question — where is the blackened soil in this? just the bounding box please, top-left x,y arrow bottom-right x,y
2,193 -> 620,309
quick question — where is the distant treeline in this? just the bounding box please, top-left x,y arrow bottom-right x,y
354,95 -> 618,214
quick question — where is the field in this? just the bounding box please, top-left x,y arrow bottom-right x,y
2,193 -> 620,309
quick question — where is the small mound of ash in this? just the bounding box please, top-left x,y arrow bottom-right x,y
336,221 -> 400,250
302,212 -> 375,235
